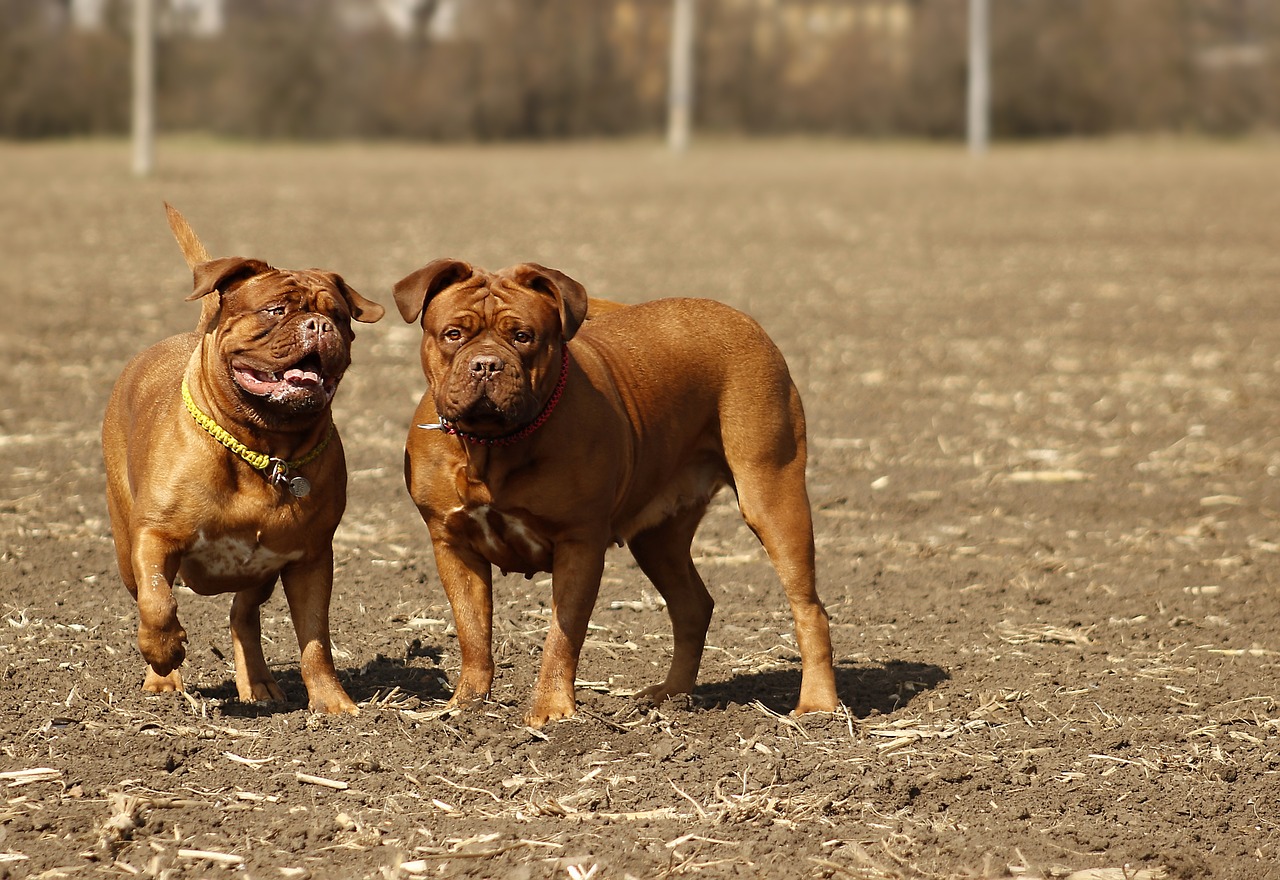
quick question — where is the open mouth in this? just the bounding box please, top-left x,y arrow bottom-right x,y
232,354 -> 338,402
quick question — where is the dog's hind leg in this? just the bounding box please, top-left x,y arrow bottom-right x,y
628,503 -> 715,705
723,394 -> 838,716
230,580 -> 286,702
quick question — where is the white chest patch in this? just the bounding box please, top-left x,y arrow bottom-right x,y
471,506 -> 548,558
450,504 -> 553,575
186,532 -> 302,579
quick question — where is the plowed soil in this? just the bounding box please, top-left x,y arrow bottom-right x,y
3,139 -> 1280,879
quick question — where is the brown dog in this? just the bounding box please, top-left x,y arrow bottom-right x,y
101,205 -> 384,713
394,260 -> 838,726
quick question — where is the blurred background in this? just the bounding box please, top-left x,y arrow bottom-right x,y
2,0 -> 1277,143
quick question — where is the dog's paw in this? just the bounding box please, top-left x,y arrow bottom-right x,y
792,697 -> 839,716
239,677 -> 287,703
143,667 -> 184,694
634,683 -> 685,706
794,674 -> 839,715
306,683 -> 359,716
445,680 -> 492,712
523,696 -> 577,728
138,625 -> 188,673
309,695 -> 359,716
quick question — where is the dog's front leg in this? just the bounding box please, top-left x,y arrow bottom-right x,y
525,541 -> 607,727
280,550 -> 358,715
431,539 -> 496,708
131,529 -> 187,693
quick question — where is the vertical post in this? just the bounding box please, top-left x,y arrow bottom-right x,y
667,0 -> 695,153
132,0 -> 156,177
967,0 -> 990,156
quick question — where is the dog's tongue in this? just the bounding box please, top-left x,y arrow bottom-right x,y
284,367 -> 321,387
233,363 -> 326,397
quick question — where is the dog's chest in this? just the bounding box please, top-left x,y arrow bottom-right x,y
184,531 -> 303,582
447,505 -> 553,576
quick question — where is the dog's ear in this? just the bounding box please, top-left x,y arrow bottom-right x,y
315,272 -> 385,324
393,259 -> 475,324
186,257 -> 272,334
186,257 -> 272,302
504,263 -> 589,341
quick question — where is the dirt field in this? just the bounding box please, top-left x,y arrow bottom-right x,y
3,138 -> 1280,879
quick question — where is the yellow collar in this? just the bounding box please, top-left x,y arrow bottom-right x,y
181,377 -> 333,497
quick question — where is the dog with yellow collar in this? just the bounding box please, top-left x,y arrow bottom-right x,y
101,205 -> 384,713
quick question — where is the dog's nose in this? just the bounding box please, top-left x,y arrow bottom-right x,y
469,354 -> 505,380
302,316 -> 334,335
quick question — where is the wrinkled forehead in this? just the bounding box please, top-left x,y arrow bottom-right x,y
229,269 -> 348,315
427,274 -> 559,327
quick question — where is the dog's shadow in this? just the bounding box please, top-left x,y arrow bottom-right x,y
204,640 -> 451,717
203,652 -> 943,720
695,658 -> 948,719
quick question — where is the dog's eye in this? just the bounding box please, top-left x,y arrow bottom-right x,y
513,330 -> 534,344
265,305 -> 287,317
443,328 -> 463,342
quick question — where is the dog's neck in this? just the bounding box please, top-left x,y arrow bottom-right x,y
184,344 -> 334,468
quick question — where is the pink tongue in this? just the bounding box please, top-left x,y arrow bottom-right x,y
285,368 -> 321,387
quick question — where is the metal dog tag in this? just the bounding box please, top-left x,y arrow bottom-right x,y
266,459 -> 310,498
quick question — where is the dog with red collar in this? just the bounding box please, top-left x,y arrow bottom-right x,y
395,259 -> 837,727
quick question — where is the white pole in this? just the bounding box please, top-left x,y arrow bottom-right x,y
132,0 -> 156,176
967,0 -> 990,156
667,0 -> 695,153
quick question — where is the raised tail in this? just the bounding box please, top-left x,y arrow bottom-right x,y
164,202 -> 211,270
164,203 -> 219,332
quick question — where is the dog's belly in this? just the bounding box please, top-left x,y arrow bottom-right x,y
180,531 -> 303,590
616,456 -> 729,543
447,505 -> 553,576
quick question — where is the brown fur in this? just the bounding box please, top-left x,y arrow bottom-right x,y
395,259 -> 837,726
101,205 -> 384,713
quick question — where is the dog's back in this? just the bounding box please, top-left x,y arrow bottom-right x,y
576,296 -> 805,442
569,297 -> 808,547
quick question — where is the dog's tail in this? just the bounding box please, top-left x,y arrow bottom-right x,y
164,202 -> 211,270
164,203 -> 220,332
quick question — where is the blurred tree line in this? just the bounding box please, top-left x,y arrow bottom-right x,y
1,0 -> 1276,141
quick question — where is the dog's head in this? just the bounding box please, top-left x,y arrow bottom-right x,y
393,260 -> 587,439
189,257 -> 385,421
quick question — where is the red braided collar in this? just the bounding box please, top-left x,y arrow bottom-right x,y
418,347 -> 569,447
